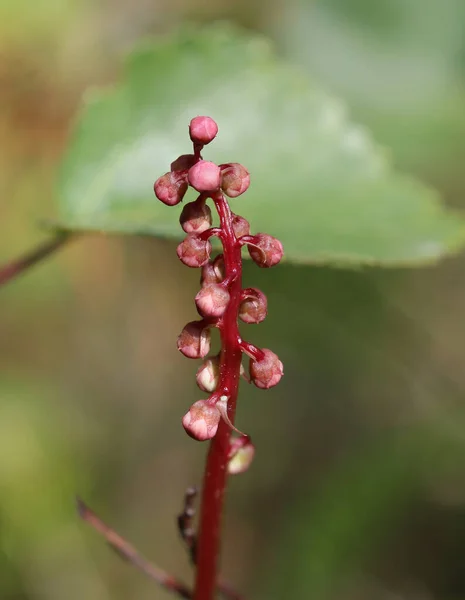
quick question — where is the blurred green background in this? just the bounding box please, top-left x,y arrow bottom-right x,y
2,1 -> 465,598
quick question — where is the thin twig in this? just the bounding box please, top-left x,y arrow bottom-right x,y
0,232 -> 72,287
77,497 -> 192,599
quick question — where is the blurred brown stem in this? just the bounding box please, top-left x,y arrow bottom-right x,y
78,496 -> 244,600
0,232 -> 72,287
77,497 -> 192,598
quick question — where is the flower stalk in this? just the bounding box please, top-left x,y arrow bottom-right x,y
154,116 -> 284,599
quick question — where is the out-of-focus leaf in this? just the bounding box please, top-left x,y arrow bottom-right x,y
58,24 -> 465,266
0,379 -> 87,547
0,378 -> 112,600
263,421 -> 465,599
0,0 -> 84,45
277,0 -> 465,175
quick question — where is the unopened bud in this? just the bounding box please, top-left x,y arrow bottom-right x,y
195,283 -> 230,318
188,161 -> 221,193
231,214 -> 250,238
249,348 -> 283,389
220,163 -> 250,198
196,356 -> 220,392
180,201 -> 212,234
200,255 -> 225,285
177,321 -> 211,359
248,233 -> 283,268
182,400 -> 220,441
239,288 -> 267,324
154,172 -> 188,206
228,437 -> 255,475
189,116 -> 218,145
171,154 -> 196,172
177,235 -> 212,268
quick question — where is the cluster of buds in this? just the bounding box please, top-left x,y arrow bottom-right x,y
154,116 -> 284,467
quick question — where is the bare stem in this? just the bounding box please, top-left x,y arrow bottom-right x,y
0,232 -> 72,287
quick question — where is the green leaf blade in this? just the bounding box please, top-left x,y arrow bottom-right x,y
58,24 -> 465,265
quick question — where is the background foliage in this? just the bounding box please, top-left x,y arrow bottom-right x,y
2,1 -> 465,599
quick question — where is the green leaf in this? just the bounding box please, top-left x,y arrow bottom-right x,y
278,0 -> 465,176
264,421 -> 465,599
0,378 -> 88,549
58,24 -> 465,266
0,0 -> 86,46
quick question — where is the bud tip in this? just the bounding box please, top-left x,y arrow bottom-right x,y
189,116 -> 219,145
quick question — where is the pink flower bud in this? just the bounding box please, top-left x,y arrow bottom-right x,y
239,288 -> 267,324
196,355 -> 220,393
200,255 -> 225,285
188,161 -> 221,193
170,154 -> 196,172
177,321 -> 211,359
180,201 -> 212,234
177,235 -> 212,268
249,348 -> 283,389
182,400 -> 220,441
189,116 -> 218,145
231,214 -> 250,239
228,437 -> 255,475
154,172 -> 188,206
195,283 -> 230,318
248,233 -> 283,268
220,163 -> 250,198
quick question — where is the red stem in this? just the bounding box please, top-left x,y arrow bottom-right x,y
193,193 -> 243,600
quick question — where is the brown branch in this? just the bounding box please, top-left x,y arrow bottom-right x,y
77,497 -> 192,599
0,232 -> 72,287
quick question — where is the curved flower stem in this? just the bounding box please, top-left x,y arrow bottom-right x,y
0,231 -> 72,287
193,193 -> 243,600
239,340 -> 265,362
